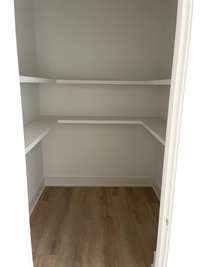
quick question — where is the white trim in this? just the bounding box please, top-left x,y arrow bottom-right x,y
45,176 -> 154,187
155,1 -> 193,267
29,181 -> 45,215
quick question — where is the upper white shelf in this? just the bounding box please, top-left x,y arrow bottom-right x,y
56,79 -> 171,85
24,116 -> 166,154
20,76 -> 53,84
20,75 -> 171,85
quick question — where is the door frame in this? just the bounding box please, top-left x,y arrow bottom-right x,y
155,0 -> 193,266
0,1 -> 33,266
0,0 -> 194,266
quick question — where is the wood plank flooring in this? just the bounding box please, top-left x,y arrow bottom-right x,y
30,187 -> 159,267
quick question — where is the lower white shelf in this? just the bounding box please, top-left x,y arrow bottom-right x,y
24,116 -> 166,154
57,117 -> 142,125
142,118 -> 166,146
24,118 -> 57,154
58,117 -> 166,145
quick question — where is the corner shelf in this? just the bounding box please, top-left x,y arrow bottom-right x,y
58,117 -> 166,145
24,118 -> 56,154
141,118 -> 166,146
24,116 -> 166,155
20,76 -> 53,84
20,75 -> 171,86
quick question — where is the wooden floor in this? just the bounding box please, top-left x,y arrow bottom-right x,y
31,187 -> 159,267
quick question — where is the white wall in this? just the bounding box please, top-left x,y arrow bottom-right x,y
158,86 -> 170,119
35,0 -> 176,188
15,0 -> 39,125
33,0 -> 177,80
39,84 -> 168,187
15,0 -> 43,208
34,0 -> 175,188
26,144 -> 44,211
14,0 -> 37,75
15,0 -> 176,192
43,125 -> 158,182
20,84 -> 39,124
14,0 -> 39,124
39,84 -> 169,118
154,142 -> 165,191
40,84 -> 168,188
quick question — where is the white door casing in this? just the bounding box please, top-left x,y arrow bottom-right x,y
155,0 -> 193,266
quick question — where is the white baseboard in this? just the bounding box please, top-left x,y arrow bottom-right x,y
29,177 -> 160,214
29,181 -> 45,216
45,176 -> 154,187
30,178 -> 160,214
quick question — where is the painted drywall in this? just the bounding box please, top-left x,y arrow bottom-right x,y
158,86 -> 170,119
15,0 -> 175,190
40,84 -> 168,184
22,89 -> 43,208
15,0 -> 44,208
39,84 -> 169,117
20,84 -> 39,124
32,0 -> 177,80
14,0 -> 37,75
15,0 -> 40,124
42,125 -> 158,181
154,141 -> 165,191
25,144 -> 43,210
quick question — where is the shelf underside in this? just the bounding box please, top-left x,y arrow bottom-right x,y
24,117 -> 166,154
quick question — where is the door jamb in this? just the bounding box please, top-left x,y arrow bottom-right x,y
155,0 -> 193,266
